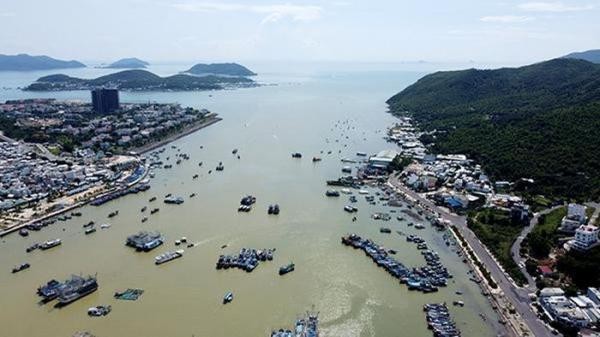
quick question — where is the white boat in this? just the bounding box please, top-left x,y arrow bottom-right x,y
155,249 -> 184,265
358,190 -> 369,195
100,223 -> 111,229
341,188 -> 352,194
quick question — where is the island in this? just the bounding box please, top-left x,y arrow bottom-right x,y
0,54 -> 86,71
24,69 -> 256,91
386,57 -> 600,200
103,57 -> 149,69
562,49 -> 600,63
183,62 -> 256,77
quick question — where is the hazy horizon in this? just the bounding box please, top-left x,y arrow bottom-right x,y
1,0 -> 599,65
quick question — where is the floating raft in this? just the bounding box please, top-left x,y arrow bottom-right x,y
114,288 -> 144,301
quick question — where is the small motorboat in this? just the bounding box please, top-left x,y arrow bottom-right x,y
18,229 -> 29,237
85,227 -> 96,235
223,292 -> 234,304
100,223 -> 111,229
12,263 -> 30,273
88,305 -> 111,317
279,263 -> 295,275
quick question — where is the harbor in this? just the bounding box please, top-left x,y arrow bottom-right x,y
0,66 -> 503,337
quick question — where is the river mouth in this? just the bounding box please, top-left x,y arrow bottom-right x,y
0,66 -> 501,337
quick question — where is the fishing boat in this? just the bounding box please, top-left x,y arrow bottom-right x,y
88,305 -> 111,317
57,275 -> 98,305
223,292 -> 234,304
279,263 -> 295,275
154,250 -> 184,265
325,190 -> 340,197
40,239 -> 61,250
12,263 -> 30,273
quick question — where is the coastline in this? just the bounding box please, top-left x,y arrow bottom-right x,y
132,113 -> 222,155
0,114 -> 221,237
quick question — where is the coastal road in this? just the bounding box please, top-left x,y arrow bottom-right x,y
388,176 -> 554,337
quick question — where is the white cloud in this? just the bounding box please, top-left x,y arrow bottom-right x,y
0,12 -> 16,17
172,2 -> 322,23
480,15 -> 534,23
518,2 -> 595,12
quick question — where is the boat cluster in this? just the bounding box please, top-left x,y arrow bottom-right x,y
26,238 -> 61,253
91,183 -> 150,206
216,248 -> 275,272
37,274 -> 98,305
341,234 -> 450,293
125,231 -> 164,252
238,195 -> 256,212
270,313 -> 319,337
268,204 -> 280,215
423,303 -> 461,337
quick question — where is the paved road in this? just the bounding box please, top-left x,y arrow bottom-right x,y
510,206 -> 563,291
586,202 -> 600,225
388,176 -> 554,337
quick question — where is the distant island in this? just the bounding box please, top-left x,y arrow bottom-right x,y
24,69 -> 256,91
183,63 -> 256,77
562,49 -> 600,63
103,57 -> 149,69
387,58 -> 600,200
0,54 -> 86,71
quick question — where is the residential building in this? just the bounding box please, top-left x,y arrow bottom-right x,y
91,88 -> 120,114
560,203 -> 588,233
572,225 -> 599,251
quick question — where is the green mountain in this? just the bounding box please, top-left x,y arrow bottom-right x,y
387,58 -> 600,200
0,54 -> 85,71
104,57 -> 149,69
563,49 -> 600,63
184,63 -> 256,77
25,69 -> 255,91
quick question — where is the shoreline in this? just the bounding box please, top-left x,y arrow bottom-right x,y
132,113 -> 222,155
0,114 -> 221,237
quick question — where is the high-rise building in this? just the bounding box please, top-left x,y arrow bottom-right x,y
91,88 -> 119,114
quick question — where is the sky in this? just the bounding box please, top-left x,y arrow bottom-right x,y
0,0 -> 599,65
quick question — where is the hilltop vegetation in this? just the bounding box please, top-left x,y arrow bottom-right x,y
25,69 -> 255,91
104,57 -> 149,69
184,63 -> 256,77
387,58 -> 600,200
0,54 -> 85,71
563,49 -> 600,63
